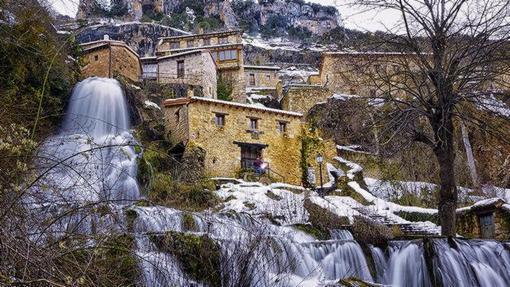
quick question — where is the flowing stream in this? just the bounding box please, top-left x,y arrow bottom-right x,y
32,78 -> 510,286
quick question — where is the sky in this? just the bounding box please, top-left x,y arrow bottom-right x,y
50,0 -> 399,32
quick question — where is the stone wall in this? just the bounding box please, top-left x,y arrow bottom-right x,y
281,85 -> 331,114
218,67 -> 246,103
457,208 -> 510,240
158,51 -> 217,98
81,48 -> 111,79
245,68 -> 280,88
164,100 -> 189,146
319,53 -> 416,97
81,44 -> 141,82
159,33 -> 242,52
164,98 -> 304,184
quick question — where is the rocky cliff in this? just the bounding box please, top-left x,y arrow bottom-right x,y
76,0 -> 340,37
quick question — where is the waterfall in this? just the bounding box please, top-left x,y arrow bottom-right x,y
433,239 -> 510,287
29,77 -> 510,287
34,77 -> 139,203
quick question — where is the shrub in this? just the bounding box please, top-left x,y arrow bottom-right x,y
293,223 -> 330,240
217,77 -> 234,101
351,216 -> 393,247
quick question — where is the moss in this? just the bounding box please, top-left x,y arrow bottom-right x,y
148,174 -> 219,211
334,178 -> 371,206
304,199 -> 350,230
150,232 -> 222,287
56,234 -> 139,286
338,277 -> 378,287
243,201 -> 256,210
292,223 -> 330,240
351,216 -> 393,248
395,211 -> 439,224
125,209 -> 138,232
265,190 -> 283,201
223,195 -> 237,202
182,212 -> 197,231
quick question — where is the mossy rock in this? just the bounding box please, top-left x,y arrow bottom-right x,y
182,212 -> 197,231
304,199 -> 349,230
266,190 -> 283,201
292,223 -> 330,240
125,209 -> 138,232
150,231 -> 222,287
333,178 -> 372,206
338,277 -> 379,287
351,216 -> 393,248
56,234 -> 139,286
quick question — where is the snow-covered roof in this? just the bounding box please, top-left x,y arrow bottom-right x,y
163,96 -> 303,117
244,65 -> 281,70
79,40 -> 140,58
157,49 -> 205,61
457,197 -> 506,213
158,29 -> 242,40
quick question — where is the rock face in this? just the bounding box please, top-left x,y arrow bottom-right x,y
76,22 -> 186,56
76,0 -> 340,36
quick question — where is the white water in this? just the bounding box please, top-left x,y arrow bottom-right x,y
34,77 -> 139,203
30,77 -> 510,287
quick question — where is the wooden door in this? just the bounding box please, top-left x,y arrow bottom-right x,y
479,213 -> 495,239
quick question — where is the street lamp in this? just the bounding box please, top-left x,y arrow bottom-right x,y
316,154 -> 324,195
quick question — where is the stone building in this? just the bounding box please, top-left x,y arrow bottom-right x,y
80,40 -> 142,82
318,52 -> 417,97
157,50 -> 217,98
244,65 -> 281,88
281,84 -> 332,114
456,198 -> 510,240
157,30 -> 246,102
163,96 -> 304,184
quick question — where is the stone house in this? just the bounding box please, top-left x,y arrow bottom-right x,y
456,198 -> 510,240
157,30 -> 246,103
163,96 -> 304,185
281,84 -> 332,114
244,65 -> 281,88
318,51 -> 418,97
157,50 -> 217,99
80,40 -> 142,82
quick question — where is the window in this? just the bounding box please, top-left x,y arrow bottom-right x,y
203,38 -> 210,46
249,73 -> 256,86
187,40 -> 194,48
177,60 -> 185,78
218,49 -> 238,61
214,113 -> 225,127
94,55 -> 99,61
219,36 -> 228,44
170,41 -> 180,49
175,110 -> 180,122
249,118 -> 258,131
266,74 -> 271,81
277,121 -> 287,133
393,64 -> 400,73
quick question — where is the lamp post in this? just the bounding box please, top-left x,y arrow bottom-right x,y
316,154 -> 323,195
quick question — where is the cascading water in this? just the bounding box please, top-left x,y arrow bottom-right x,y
30,77 -> 510,287
34,77 -> 139,203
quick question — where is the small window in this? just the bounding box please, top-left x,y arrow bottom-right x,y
94,55 -> 99,61
393,64 -> 400,73
215,113 -> 225,127
249,73 -> 256,86
218,49 -> 237,61
187,40 -> 194,48
175,110 -> 180,122
219,36 -> 228,44
249,118 -> 258,131
177,60 -> 185,78
266,74 -> 271,81
203,38 -> 210,46
278,121 -> 287,133
170,41 -> 180,49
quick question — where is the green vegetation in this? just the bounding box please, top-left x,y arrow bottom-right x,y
182,212 -> 197,231
56,235 -> 139,286
304,199 -> 349,230
150,231 -> 222,287
300,131 -> 323,187
394,211 -> 439,224
217,76 -> 234,101
293,223 -> 330,240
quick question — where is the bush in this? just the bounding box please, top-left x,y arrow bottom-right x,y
148,173 -> 219,211
351,216 -> 393,247
217,77 -> 234,101
293,223 -> 330,240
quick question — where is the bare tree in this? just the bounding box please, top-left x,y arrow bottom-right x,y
342,0 -> 510,236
